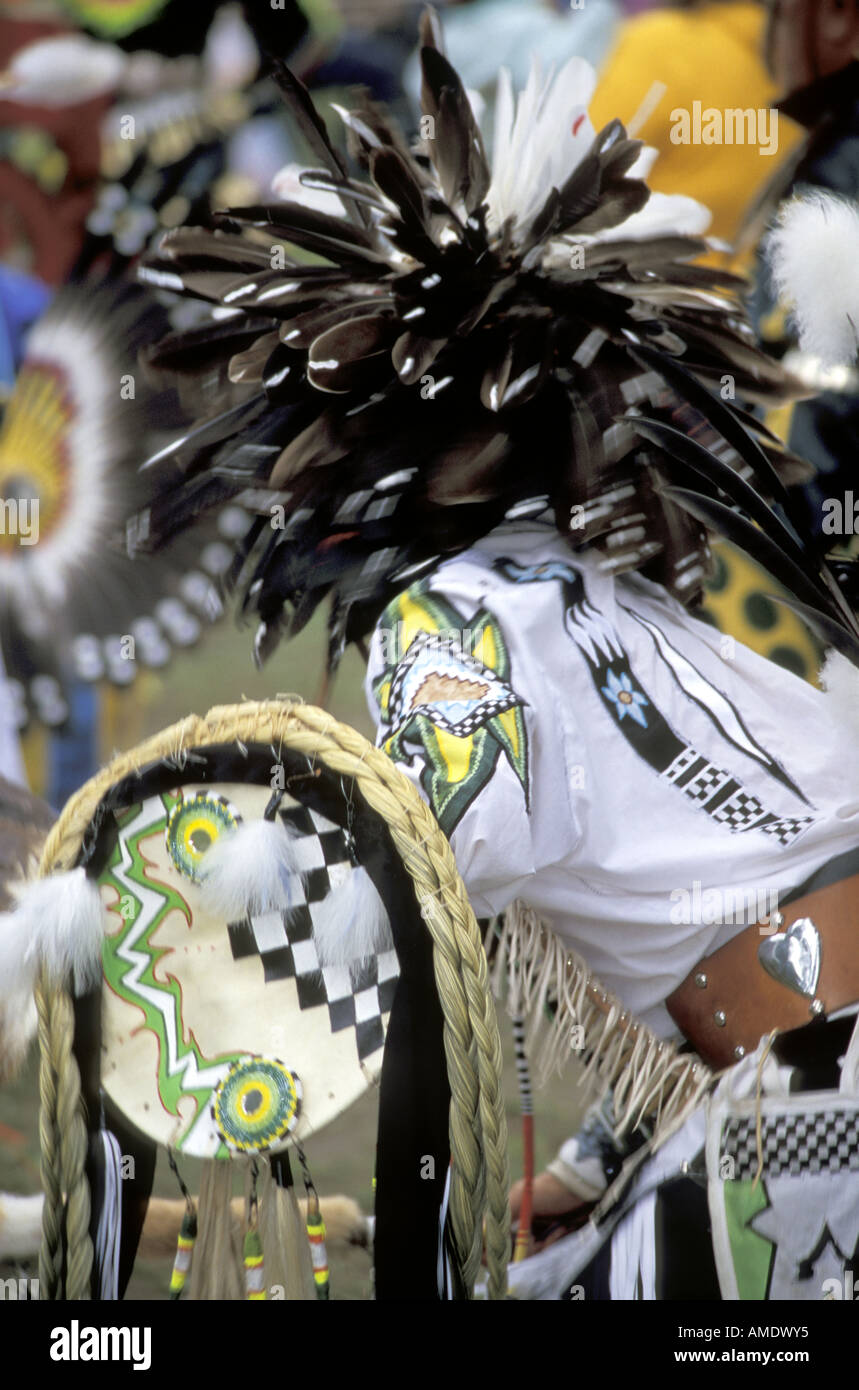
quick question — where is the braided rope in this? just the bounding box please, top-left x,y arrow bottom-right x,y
36,977 -> 63,1299
37,701 -> 510,1300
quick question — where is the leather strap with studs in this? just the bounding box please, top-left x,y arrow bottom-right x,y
665,872 -> 859,1069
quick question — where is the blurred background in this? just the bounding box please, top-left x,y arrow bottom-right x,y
1,0 -> 858,1298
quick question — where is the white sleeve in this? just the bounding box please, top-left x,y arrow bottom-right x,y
364,573 -> 581,918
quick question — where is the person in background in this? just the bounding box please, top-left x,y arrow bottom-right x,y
750,0 -> 859,540
591,0 -> 819,684
404,0 -> 620,137
590,0 -> 802,251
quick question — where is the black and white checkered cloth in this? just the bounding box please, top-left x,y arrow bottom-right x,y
722,1110 -> 859,1180
226,802 -> 398,1063
760,815 -> 815,848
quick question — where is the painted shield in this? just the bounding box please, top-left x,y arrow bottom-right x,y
98,780 -> 399,1158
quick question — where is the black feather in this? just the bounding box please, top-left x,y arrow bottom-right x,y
662,486 -> 859,653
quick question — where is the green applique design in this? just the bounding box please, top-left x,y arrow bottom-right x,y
723,1179 -> 775,1300
100,791 -> 243,1154
373,582 -> 529,836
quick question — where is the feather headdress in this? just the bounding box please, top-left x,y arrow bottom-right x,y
132,12 -> 859,670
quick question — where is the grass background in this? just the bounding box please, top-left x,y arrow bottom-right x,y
1,616 -> 594,1299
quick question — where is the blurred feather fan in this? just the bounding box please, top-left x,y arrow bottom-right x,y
0,282 -> 242,730
131,10 -> 859,670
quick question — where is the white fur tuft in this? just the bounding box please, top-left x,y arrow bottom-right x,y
0,1193 -> 44,1260
0,869 -> 106,1077
766,192 -> 859,366
0,907 -> 37,1080
2,35 -> 125,106
198,818 -> 301,918
819,647 -> 859,742
8,868 -> 106,989
311,866 -> 393,968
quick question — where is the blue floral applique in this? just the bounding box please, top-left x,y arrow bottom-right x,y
601,668 -> 649,728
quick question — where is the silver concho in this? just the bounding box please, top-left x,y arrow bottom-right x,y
757,915 -> 821,999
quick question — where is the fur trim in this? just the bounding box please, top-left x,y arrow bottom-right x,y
0,868 -> 106,1078
9,868 -> 106,988
310,866 -> 393,968
766,192 -> 859,366
0,1193 -> 44,1261
198,817 -> 301,919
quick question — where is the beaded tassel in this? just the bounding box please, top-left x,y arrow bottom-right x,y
167,1152 -> 197,1299
243,1226 -> 266,1300
169,1204 -> 197,1299
512,1013 -> 534,1263
297,1144 -> 330,1300
305,1189 -> 330,1300
244,1162 -> 266,1300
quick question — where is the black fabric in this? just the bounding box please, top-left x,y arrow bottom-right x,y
774,1012 -> 858,1092
569,1171 -> 720,1302
74,988 -> 157,1300
776,61 -> 859,130
573,1236 -> 612,1301
75,740 -> 452,1300
654,1174 -> 721,1301
108,0 -> 308,63
100,1105 -> 158,1300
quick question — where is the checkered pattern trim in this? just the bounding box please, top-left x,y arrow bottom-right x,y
661,746 -> 813,847
760,815 -> 815,848
722,1111 -> 859,1180
226,804 -> 398,1063
387,631 -> 521,738
711,788 -> 767,832
683,763 -> 732,805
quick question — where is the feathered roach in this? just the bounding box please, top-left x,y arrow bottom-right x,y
131,11 -> 859,671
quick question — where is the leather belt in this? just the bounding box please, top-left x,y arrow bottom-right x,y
665,870 -> 859,1068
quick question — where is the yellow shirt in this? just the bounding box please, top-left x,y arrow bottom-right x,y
590,3 -> 802,252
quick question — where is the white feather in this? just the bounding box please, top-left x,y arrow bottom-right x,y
766,192 -> 859,366
203,3 -> 259,91
485,56 -> 710,248
0,36 -> 125,105
594,190 -> 712,243
198,818 -> 302,919
311,867 -> 393,968
270,163 -> 347,218
0,869 -> 106,1077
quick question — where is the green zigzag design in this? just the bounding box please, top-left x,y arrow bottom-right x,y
100,793 -> 242,1154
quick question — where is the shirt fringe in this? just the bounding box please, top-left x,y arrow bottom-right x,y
490,902 -> 714,1145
